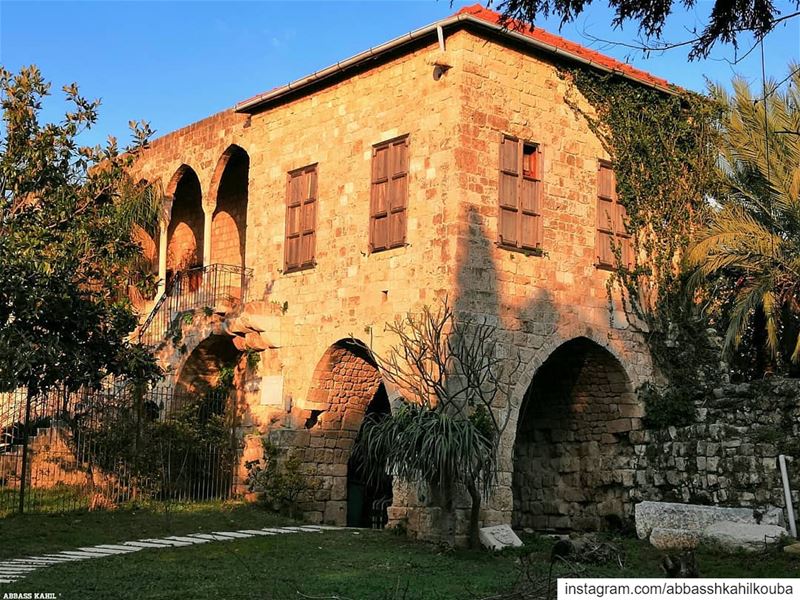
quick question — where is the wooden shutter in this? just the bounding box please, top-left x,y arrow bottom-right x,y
596,162 -> 631,268
499,136 -> 543,250
371,136 -> 408,252
498,136 -> 519,247
285,165 -> 317,272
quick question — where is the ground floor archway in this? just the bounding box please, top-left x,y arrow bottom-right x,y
346,383 -> 392,528
300,339 -> 391,526
512,337 -> 638,532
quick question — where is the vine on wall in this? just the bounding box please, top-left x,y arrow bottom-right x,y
562,69 -> 724,426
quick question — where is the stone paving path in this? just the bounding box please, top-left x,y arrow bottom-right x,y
0,525 -> 338,585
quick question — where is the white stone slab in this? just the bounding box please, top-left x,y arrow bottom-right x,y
0,564 -> 38,571
51,551 -> 97,559
123,541 -> 174,549
237,529 -> 277,536
479,525 -> 524,551
140,538 -> 193,547
702,522 -> 788,553
76,547 -> 122,555
163,536 -> 208,544
211,531 -> 253,538
635,501 -> 785,539
261,528 -> 296,534
93,544 -> 143,553
187,533 -> 235,542
41,554 -> 84,562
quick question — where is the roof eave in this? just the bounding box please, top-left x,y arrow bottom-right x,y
234,13 -> 677,114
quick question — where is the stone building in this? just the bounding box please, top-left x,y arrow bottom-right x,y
131,4 -> 667,544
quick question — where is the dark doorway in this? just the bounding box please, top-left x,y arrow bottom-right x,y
346,383 -> 392,528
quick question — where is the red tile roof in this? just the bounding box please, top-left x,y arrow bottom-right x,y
456,3 -> 674,91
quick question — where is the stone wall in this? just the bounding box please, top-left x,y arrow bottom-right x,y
633,378 -> 800,515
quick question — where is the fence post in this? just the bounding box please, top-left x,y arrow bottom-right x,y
17,389 -> 34,514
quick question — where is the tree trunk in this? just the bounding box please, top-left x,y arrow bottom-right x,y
466,479 -> 482,549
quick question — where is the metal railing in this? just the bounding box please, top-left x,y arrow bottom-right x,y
138,263 -> 252,346
0,384 -> 238,516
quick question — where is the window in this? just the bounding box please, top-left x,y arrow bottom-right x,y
284,164 -> 317,273
596,161 -> 632,269
370,136 -> 409,252
498,135 -> 543,251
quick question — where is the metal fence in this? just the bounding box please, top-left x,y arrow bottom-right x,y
0,383 -> 238,517
138,263 -> 253,346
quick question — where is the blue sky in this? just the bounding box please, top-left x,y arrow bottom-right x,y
2,1 -> 798,148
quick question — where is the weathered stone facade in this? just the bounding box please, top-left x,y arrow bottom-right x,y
130,5 -> 673,543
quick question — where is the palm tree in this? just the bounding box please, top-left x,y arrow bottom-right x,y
686,64 -> 800,370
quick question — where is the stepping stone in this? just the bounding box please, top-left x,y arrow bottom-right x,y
42,554 -> 84,562
0,579 -> 16,584
140,538 -> 193,547
0,564 -> 38,571
187,533 -> 235,542
93,544 -> 143,553
238,529 -> 277,536
163,536 -> 208,544
123,541 -> 175,549
211,531 -> 253,538
76,547 -> 124,555
261,528 -> 296,534
7,557 -> 64,565
54,551 -> 101,559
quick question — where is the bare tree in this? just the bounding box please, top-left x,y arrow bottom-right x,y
354,300 -> 522,548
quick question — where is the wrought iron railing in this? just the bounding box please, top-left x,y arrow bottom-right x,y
0,384 -> 238,516
138,263 -> 252,346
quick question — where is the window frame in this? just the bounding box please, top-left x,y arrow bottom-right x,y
497,134 -> 544,254
595,160 -> 632,270
283,163 -> 318,274
369,134 -> 410,254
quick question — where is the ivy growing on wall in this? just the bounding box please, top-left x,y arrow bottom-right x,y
562,69 -> 725,427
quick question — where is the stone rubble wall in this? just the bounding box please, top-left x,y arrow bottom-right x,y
632,378 -> 800,518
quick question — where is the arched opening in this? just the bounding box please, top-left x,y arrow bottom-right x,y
129,179 -> 160,310
170,334 -> 243,500
302,339 -> 391,526
347,383 -> 392,528
512,337 -> 638,532
210,146 -> 249,269
166,165 -> 204,284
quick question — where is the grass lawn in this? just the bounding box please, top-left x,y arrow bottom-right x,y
1,506 -> 799,599
0,500 -> 292,560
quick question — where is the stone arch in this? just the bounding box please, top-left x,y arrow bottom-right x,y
174,333 -> 243,399
209,145 -> 249,269
165,164 -> 204,277
125,178 -> 160,309
511,336 -> 640,532
300,339 -> 388,525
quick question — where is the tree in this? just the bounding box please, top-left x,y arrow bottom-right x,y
686,64 -> 800,375
0,65 -> 163,508
354,301 -> 521,548
494,0 -> 800,59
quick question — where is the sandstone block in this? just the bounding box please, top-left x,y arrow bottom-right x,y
649,527 -> 701,550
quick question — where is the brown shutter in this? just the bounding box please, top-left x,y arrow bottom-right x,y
285,165 -> 317,272
499,136 -> 519,247
371,136 -> 408,252
596,162 -> 630,268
